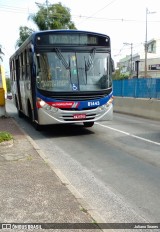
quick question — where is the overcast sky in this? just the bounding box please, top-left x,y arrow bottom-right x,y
0,0 -> 160,74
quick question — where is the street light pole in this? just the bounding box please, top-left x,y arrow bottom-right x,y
144,8 -> 156,78
144,8 -> 148,78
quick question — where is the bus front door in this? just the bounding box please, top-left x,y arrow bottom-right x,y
16,58 -> 22,111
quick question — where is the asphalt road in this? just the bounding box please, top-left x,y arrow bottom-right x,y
6,100 -> 160,225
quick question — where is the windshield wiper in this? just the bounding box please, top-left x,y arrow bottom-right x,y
85,48 -> 96,72
55,48 -> 70,70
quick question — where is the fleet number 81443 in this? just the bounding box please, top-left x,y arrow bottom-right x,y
88,101 -> 100,107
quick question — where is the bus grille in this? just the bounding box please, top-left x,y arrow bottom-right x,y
48,90 -> 112,101
59,107 -> 97,111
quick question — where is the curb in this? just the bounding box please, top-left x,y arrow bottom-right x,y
12,119 -> 114,232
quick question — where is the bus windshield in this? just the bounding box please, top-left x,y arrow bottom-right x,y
36,50 -> 111,92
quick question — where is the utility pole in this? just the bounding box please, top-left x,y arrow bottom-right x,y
135,60 -> 140,78
123,42 -> 133,77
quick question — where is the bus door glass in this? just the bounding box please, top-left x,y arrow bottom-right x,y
15,57 -> 22,110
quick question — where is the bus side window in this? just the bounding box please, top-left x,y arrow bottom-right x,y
22,51 -> 25,80
23,50 -> 27,80
13,59 -> 16,81
18,56 -> 22,80
26,50 -> 30,80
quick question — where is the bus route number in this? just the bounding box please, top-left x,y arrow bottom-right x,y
88,101 -> 100,107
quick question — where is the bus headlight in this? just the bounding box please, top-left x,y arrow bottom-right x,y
37,98 -> 46,108
98,97 -> 114,110
106,97 -> 114,107
37,98 -> 58,112
39,100 -> 46,107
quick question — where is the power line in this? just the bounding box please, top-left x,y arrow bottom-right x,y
78,0 -> 118,24
113,42 -> 144,58
1,3 -> 160,24
0,4 -> 28,11
85,0 -> 118,19
0,4 -> 30,14
72,14 -> 160,23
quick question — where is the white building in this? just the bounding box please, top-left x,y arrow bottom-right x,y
117,38 -> 160,78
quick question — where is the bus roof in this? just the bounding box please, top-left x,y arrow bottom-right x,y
10,29 -> 110,60
34,29 -> 109,37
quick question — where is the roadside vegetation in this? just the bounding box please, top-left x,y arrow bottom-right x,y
112,68 -> 129,80
0,131 -> 13,143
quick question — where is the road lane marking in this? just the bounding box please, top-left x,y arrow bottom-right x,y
96,123 -> 160,146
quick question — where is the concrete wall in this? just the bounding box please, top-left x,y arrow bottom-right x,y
114,97 -> 160,121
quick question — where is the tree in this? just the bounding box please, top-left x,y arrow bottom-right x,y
16,2 -> 77,47
16,26 -> 35,48
29,2 -> 77,30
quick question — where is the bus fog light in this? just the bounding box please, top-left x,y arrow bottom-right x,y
44,105 -> 51,110
51,107 -> 58,113
99,105 -> 105,111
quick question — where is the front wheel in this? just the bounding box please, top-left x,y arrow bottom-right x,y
28,102 -> 42,131
83,122 -> 94,127
33,122 -> 43,131
18,109 -> 24,118
15,96 -> 23,118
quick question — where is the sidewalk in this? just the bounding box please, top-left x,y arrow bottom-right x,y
0,116 -> 104,232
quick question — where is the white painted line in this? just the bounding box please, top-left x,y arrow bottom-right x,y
96,123 -> 160,146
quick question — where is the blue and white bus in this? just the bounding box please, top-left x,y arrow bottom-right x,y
10,30 -> 114,129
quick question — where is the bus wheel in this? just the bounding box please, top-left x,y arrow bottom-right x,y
83,122 -> 94,127
18,110 -> 23,118
33,122 -> 42,131
15,97 -> 23,118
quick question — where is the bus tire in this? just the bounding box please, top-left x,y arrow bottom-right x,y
27,101 -> 42,131
16,97 -> 23,118
18,110 -> 23,118
83,122 -> 94,127
33,122 -> 42,131
28,101 -> 33,121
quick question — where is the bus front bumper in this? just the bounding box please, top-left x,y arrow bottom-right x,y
37,103 -> 113,125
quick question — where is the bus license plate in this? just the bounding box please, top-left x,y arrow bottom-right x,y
73,114 -> 86,119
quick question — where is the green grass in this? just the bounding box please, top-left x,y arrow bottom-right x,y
0,131 -> 13,143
